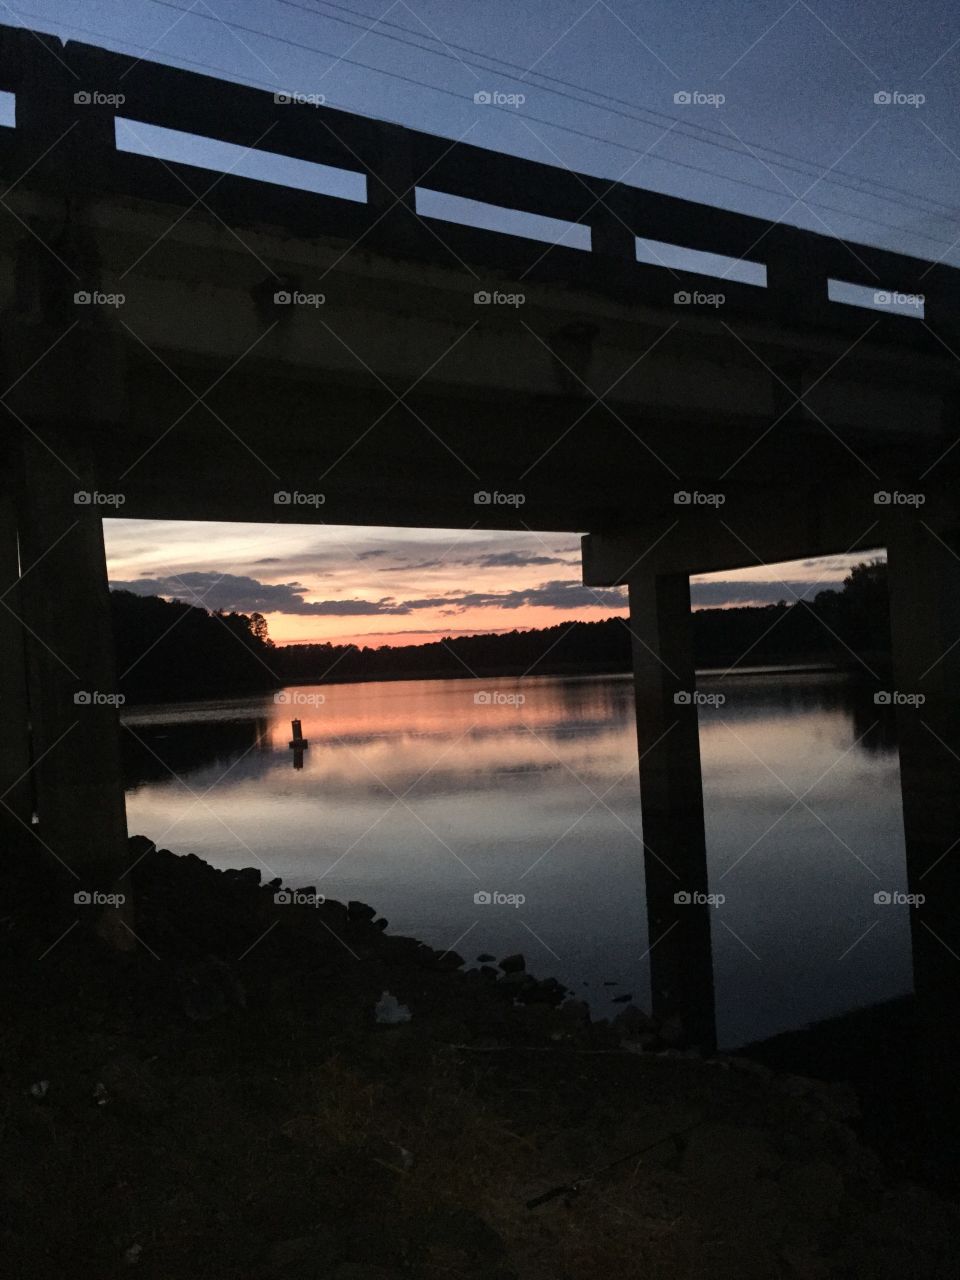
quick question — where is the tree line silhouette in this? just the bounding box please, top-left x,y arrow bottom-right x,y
111,560 -> 889,702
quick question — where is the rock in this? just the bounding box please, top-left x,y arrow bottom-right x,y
374,991 -> 412,1025
476,953 -> 495,963
659,1013 -> 684,1045
347,901 -> 376,921
178,956 -> 247,1022
557,999 -> 591,1027
373,917 -> 388,931
612,1004 -> 656,1035
435,950 -> 464,971
774,1073 -> 817,1099
498,954 -> 525,974
778,1160 -> 845,1223
478,965 -> 499,979
611,992 -> 633,1004
224,867 -> 261,888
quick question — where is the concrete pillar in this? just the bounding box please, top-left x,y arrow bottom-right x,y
15,432 -> 127,886
884,511 -> 960,1145
0,491 -> 33,826
628,571 -> 716,1050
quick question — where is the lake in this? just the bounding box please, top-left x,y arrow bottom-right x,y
120,670 -> 913,1048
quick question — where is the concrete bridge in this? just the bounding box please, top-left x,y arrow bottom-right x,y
0,24 -> 957,1083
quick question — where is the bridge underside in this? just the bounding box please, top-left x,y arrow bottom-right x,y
0,75 -> 957,1128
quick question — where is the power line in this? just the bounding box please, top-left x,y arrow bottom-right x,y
134,0 -> 960,254
277,0 -> 960,227
10,5 -> 960,261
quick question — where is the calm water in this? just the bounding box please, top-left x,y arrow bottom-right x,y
121,671 -> 912,1047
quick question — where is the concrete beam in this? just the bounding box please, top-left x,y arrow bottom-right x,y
0,491 -> 33,827
15,433 -> 128,886
883,508 -> 960,1144
628,571 -> 716,1050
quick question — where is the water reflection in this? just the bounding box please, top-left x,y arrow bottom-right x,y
121,671 -> 911,1047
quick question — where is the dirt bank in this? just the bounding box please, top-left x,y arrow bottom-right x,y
1,831 -> 955,1279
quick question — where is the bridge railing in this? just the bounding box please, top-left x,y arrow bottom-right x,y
0,22 -> 954,335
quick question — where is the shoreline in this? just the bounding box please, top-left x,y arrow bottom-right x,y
3,828 -> 954,1276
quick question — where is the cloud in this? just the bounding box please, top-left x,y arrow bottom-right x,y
110,572 -> 412,616
111,569 -> 834,620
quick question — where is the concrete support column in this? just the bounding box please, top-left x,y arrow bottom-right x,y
15,433 -> 127,886
628,571 -> 716,1050
0,491 -> 33,827
884,511 -> 960,1144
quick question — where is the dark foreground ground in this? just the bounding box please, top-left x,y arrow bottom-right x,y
1,831 -> 956,1279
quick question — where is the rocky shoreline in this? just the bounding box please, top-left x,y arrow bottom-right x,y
1,831 -> 956,1278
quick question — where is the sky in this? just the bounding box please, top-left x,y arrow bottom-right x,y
23,0 -> 954,645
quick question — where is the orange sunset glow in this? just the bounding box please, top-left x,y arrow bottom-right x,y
103,519 -> 870,648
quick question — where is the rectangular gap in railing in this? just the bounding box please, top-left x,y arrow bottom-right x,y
115,119 -> 367,202
635,237 -> 767,287
0,91 -> 15,128
828,279 -> 926,319
416,188 -> 591,251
